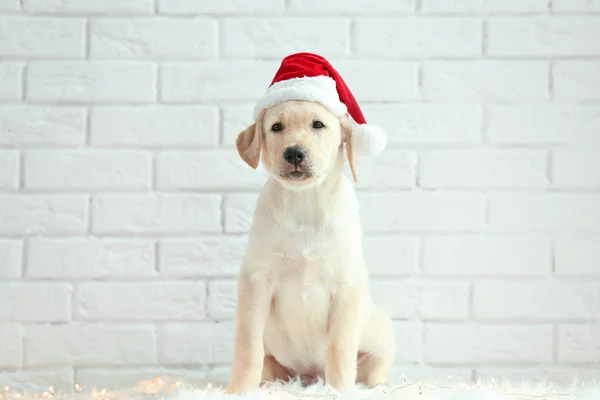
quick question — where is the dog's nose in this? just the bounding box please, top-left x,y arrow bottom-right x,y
283,146 -> 307,167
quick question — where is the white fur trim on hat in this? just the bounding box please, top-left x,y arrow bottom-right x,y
351,124 -> 387,156
253,76 -> 347,120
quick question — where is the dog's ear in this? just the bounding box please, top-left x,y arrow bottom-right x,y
340,115 -> 358,183
236,109 -> 266,169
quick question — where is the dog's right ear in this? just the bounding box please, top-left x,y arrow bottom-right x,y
236,109 -> 265,169
340,115 -> 358,183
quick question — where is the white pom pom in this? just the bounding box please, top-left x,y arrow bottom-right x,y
351,124 -> 387,156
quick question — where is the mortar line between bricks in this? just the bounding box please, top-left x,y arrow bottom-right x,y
18,151 -> 25,190
8,56 -> 600,62
84,19 -> 90,59
20,237 -> 27,279
7,11 -> 600,17
84,108 -> 91,145
154,240 -> 160,273
217,107 -> 225,147
481,19 -> 488,57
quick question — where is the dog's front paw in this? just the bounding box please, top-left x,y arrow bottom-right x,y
224,381 -> 254,395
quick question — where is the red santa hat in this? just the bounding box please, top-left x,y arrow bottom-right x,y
253,52 -> 387,157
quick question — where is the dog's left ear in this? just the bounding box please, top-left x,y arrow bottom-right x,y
340,115 -> 358,183
236,109 -> 266,169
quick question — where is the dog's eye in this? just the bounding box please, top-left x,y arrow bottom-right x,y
312,121 -> 325,129
271,123 -> 283,132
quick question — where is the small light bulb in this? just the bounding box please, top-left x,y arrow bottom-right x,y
75,384 -> 81,392
4,386 -> 9,392
157,379 -> 163,385
100,389 -> 106,396
16,394 -> 21,399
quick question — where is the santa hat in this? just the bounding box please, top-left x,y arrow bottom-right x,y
253,52 -> 387,157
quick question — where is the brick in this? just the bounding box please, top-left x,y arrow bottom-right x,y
90,106 -> 218,147
358,192 -> 485,232
0,283 -> 71,322
159,237 -> 247,277
207,280 -> 237,319
92,194 -> 221,234
75,282 -> 206,321
476,368 -> 600,386
488,17 -> 600,57
0,0 -> 18,11
161,61 -> 278,102
488,193 -> 600,231
333,61 -> 419,101
425,323 -> 553,364
370,280 -> 469,320
24,150 -> 152,190
75,368 -> 206,388
0,106 -> 85,147
552,148 -> 600,188
222,105 -> 254,146
391,321 -> 422,364
23,0 -> 153,13
0,63 -> 21,101
420,149 -> 548,189
0,195 -> 87,235
361,104 -> 482,145
487,105 -> 600,144
158,0 -> 285,13
362,236 -> 420,276
0,17 -> 85,57
288,0 -> 415,13
558,324 -> 600,363
0,368 -> 73,393
555,237 -> 600,276
0,325 -> 22,368
424,236 -> 551,276
91,18 -> 217,59
206,367 -> 230,385
421,0 -> 550,12
157,322 -> 234,364
224,194 -> 259,233
24,325 -> 156,367
389,366 -> 472,382
553,0 -> 600,11
27,238 -> 155,278
355,18 -> 481,58
354,151 -> 416,189
27,62 -> 156,103
423,61 -> 549,101
0,151 -> 18,191
554,61 -> 600,101
473,280 -> 600,321
157,150 -> 269,190
0,240 -> 22,278
223,18 -> 350,58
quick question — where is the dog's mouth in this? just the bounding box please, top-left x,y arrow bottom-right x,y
280,166 -> 312,181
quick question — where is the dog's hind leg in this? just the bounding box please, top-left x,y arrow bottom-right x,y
261,355 -> 293,385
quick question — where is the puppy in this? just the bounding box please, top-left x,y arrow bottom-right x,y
225,100 -> 396,394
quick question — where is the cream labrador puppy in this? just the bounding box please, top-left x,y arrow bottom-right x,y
225,99 -> 395,394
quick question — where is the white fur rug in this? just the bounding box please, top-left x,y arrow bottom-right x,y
4,376 -> 599,400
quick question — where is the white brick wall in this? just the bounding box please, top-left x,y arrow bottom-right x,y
1,0 -> 599,391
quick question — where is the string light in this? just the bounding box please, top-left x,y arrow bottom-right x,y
0,375 -> 593,400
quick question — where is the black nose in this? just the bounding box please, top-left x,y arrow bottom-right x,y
283,146 -> 307,167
